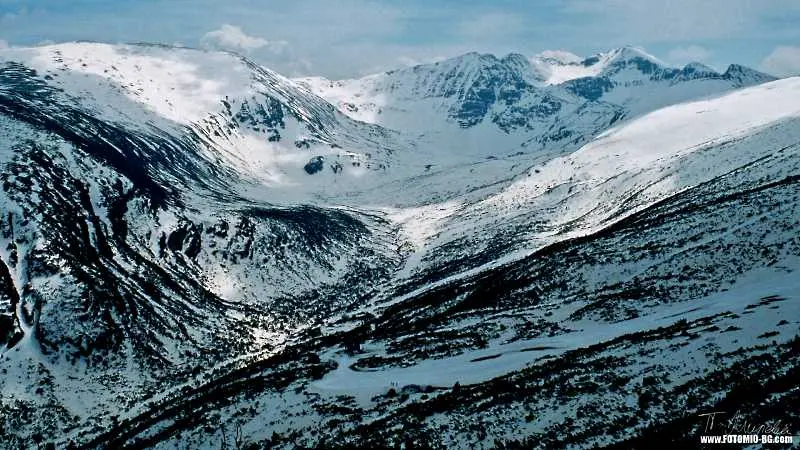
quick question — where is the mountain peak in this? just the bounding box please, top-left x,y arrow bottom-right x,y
535,50 -> 583,65
527,46 -> 670,85
723,63 -> 773,77
501,52 -> 529,65
607,45 -> 664,64
451,51 -> 498,63
582,46 -> 668,79
722,63 -> 778,86
683,61 -> 717,73
393,51 -> 499,74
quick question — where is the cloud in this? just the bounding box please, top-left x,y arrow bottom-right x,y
760,46 -> 800,77
199,24 -> 312,76
667,45 -> 711,66
0,39 -> 9,50
1,10 -> 24,24
201,24 -> 280,53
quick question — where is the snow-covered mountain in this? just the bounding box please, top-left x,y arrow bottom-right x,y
296,47 -> 777,209
0,42 -> 797,449
298,46 -> 774,137
0,42 -> 415,207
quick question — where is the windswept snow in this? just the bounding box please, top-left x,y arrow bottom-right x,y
489,77 -> 800,211
1,43 -> 252,126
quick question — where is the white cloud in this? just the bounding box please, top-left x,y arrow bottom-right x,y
0,39 -> 9,50
760,46 -> 800,77
199,24 -> 313,76
667,45 -> 711,66
201,24 -> 280,54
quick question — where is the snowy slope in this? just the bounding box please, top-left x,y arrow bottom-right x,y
0,44 -> 408,446
0,42 -> 409,205
68,76 -> 800,450
0,43 -> 627,208
0,41 -> 797,449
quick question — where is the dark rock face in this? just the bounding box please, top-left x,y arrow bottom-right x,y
493,95 -> 563,132
564,76 -> 616,101
676,64 -> 717,81
722,64 -> 778,87
166,221 -> 203,258
582,55 -> 600,66
454,85 -> 497,128
0,257 -> 22,348
304,155 -> 325,174
439,55 -> 538,128
230,96 -> 285,142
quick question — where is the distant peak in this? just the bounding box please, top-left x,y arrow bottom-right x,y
426,51 -> 499,68
458,51 -> 495,61
402,51 -> 518,72
501,52 -> 533,71
724,63 -> 765,74
535,50 -> 582,65
722,64 -> 778,84
682,62 -> 717,74
501,52 -> 528,63
606,46 -> 665,65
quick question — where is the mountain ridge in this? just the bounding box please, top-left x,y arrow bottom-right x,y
297,45 -> 775,132
0,41 -> 797,449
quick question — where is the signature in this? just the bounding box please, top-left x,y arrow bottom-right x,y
698,411 -> 793,436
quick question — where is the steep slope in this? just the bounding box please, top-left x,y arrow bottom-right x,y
0,43 -> 408,447
368,77 -> 800,297
0,40 -> 796,449
0,43 -> 410,205
50,77 -> 800,449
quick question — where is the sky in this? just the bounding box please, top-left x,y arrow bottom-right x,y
1,0 -> 799,79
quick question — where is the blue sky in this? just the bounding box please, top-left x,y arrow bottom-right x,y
1,0 -> 799,79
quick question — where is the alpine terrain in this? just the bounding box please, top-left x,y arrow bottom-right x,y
0,42 -> 798,449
